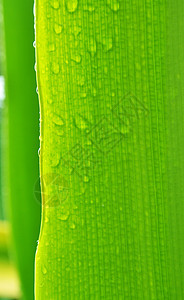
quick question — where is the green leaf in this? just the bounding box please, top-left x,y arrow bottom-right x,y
35,0 -> 184,298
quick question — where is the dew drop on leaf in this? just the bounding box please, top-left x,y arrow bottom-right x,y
107,0 -> 119,11
102,36 -> 113,52
70,223 -> 76,229
58,214 -> 69,221
50,152 -> 61,167
45,216 -> 49,223
41,265 -> 47,275
88,38 -> 96,56
52,113 -> 65,126
50,0 -> 60,9
74,114 -> 88,130
52,62 -> 60,74
54,23 -> 63,34
65,0 -> 78,13
73,25 -> 81,37
71,53 -> 82,63
83,175 -> 89,183
56,129 -> 65,136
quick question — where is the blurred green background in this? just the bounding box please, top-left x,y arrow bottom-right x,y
0,0 -> 40,299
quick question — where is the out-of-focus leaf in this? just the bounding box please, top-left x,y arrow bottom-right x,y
2,0 -> 41,299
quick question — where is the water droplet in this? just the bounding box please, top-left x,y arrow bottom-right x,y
42,265 -> 47,275
36,86 -> 38,94
102,36 -> 113,51
38,148 -> 40,157
34,64 -> 37,72
66,0 -> 78,13
52,113 -> 65,126
58,213 -> 69,221
107,0 -> 119,11
74,114 -> 88,130
50,0 -> 60,9
83,5 -> 95,12
88,38 -> 96,56
45,216 -> 49,223
70,223 -> 76,229
49,43 -> 55,52
33,41 -> 36,48
54,23 -> 63,34
51,153 -> 61,167
56,129 -> 65,136
83,175 -> 89,183
73,25 -> 81,37
52,62 -> 60,74
71,53 -> 82,63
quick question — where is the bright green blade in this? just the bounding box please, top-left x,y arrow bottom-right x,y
35,0 -> 184,298
2,0 -> 41,299
0,0 -> 4,221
